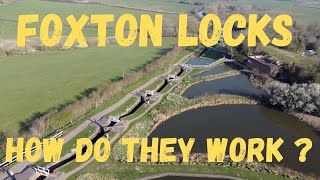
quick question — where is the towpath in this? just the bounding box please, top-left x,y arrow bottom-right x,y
0,51 -> 193,180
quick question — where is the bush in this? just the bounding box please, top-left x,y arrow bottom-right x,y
266,81 -> 320,115
0,47 -> 6,57
283,64 -> 320,84
5,49 -> 24,56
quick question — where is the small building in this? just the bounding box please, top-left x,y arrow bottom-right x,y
198,10 -> 206,19
301,50 -> 317,56
145,90 -> 155,96
247,54 -> 282,78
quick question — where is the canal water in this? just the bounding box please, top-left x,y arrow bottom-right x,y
182,73 -> 265,99
191,64 -> 234,79
186,57 -> 217,66
148,105 -> 320,176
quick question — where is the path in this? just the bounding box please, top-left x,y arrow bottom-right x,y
0,51 -> 194,179
58,62 -> 191,180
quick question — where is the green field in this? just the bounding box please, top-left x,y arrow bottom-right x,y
236,0 -> 320,23
0,38 -> 177,133
263,46 -> 319,68
95,0 -> 196,13
0,0 -> 180,38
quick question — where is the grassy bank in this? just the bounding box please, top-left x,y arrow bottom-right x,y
70,160 -> 288,180
109,97 -> 140,117
177,70 -> 241,96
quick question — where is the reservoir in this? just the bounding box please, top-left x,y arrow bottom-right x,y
191,64 -> 234,79
182,73 -> 265,99
186,57 -> 217,66
148,105 -> 320,177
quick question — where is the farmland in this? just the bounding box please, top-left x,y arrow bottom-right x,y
235,0 -> 320,23
0,0 -> 187,133
0,38 -> 177,133
94,0 -> 196,14
0,0 -> 180,38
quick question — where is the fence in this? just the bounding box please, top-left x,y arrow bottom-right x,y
0,131 -> 63,169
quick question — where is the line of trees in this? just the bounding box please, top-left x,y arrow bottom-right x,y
266,81 -> 320,115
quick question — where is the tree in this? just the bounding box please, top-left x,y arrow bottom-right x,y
226,39 -> 251,60
283,63 -> 320,84
266,81 -> 320,115
306,21 -> 320,38
187,16 -> 200,35
163,19 -> 178,37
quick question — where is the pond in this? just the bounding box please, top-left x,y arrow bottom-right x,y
148,105 -> 320,177
182,74 -> 265,99
186,57 -> 217,66
191,64 -> 234,79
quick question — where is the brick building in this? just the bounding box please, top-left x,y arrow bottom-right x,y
247,54 -> 282,78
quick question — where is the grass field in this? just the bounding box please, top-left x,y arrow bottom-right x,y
0,0 -> 180,38
263,46 -> 319,68
236,0 -> 320,23
95,0 -> 196,13
0,38 -> 177,133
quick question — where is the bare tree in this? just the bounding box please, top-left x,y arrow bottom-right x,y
266,81 -> 320,115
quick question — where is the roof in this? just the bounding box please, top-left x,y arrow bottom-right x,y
198,10 -> 206,18
248,55 -> 280,68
